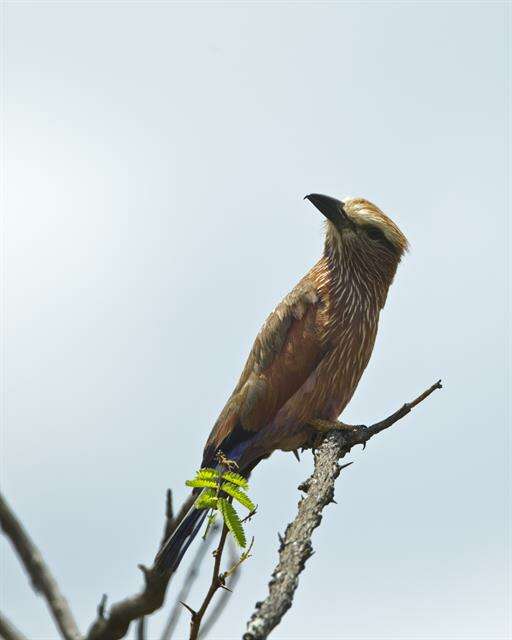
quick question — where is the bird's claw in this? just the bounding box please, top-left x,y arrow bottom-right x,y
351,424 -> 368,449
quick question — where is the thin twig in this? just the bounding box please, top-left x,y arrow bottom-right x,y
85,491 -> 196,640
198,537 -> 242,639
0,493 -> 82,640
159,490 -> 174,550
85,565 -> 169,640
182,525 -> 230,640
1,380 -> 440,640
224,538 -> 253,580
243,380 -> 442,640
134,488 -> 196,639
160,493 -> 196,552
0,612 -> 29,640
160,524 -> 220,640
135,616 -> 145,640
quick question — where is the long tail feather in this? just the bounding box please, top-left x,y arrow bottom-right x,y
155,506 -> 207,574
155,450 -> 253,575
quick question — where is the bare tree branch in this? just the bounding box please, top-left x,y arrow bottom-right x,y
199,537 -> 241,639
133,487 -> 177,638
0,484 -> 200,640
1,381 -> 440,640
85,491 -> 196,640
160,493 -> 196,550
0,612 -> 29,640
159,489 -> 174,549
135,616 -> 145,640
85,559 -> 170,640
182,524 -> 230,640
160,525 -> 220,640
243,380 -> 442,640
0,493 -> 82,640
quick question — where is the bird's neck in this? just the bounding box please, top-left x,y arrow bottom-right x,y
322,229 -> 398,311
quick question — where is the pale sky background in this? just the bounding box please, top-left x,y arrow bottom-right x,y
1,2 -> 509,639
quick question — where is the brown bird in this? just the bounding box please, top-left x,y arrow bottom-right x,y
156,193 -> 408,572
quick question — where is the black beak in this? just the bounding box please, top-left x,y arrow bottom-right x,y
304,193 -> 349,229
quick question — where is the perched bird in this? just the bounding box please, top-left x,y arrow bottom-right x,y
156,193 -> 408,573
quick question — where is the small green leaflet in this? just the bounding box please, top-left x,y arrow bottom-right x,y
194,489 -> 218,510
185,463 -> 255,548
221,471 -> 249,489
219,498 -> 246,548
185,479 -> 218,490
221,482 -> 256,511
195,468 -> 218,481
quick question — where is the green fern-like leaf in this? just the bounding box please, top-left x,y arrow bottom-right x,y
221,482 -> 256,511
194,489 -> 218,510
185,479 -> 218,490
195,468 -> 220,481
219,498 -> 246,548
221,471 -> 248,489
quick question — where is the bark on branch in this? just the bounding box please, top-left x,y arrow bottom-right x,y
160,524 -> 220,640
243,380 -> 442,640
0,488 -> 198,640
0,612 -> 29,640
0,493 -> 81,640
85,492 -> 196,640
182,524 -> 230,640
1,380 -> 440,640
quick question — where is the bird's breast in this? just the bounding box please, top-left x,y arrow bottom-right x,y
259,297 -> 380,454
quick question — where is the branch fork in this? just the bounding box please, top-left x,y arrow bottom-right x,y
0,380 -> 441,640
244,380 -> 442,640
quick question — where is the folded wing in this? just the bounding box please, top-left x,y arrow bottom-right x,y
202,276 -> 327,468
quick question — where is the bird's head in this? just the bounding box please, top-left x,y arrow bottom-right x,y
305,193 -> 408,264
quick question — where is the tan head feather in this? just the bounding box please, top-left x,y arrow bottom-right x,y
342,197 -> 409,255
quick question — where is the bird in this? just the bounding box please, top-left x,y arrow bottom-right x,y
155,193 -> 408,573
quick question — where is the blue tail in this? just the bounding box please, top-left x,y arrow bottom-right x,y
155,446 -> 254,575
155,505 -> 207,574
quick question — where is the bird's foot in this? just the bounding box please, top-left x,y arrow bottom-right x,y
308,418 -> 355,433
308,419 -> 368,449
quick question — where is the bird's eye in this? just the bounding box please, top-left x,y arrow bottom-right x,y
363,225 -> 398,253
364,225 -> 386,242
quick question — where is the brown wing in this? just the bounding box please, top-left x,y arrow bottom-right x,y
202,276 -> 326,466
